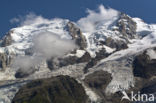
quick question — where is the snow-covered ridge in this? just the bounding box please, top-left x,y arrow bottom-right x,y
0,18 -> 70,55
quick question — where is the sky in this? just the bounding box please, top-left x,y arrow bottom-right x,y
0,0 -> 156,37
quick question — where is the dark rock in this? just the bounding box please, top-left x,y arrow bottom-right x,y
0,31 -> 13,47
15,68 -> 36,78
0,53 -> 12,70
141,81 -> 156,94
47,58 -> 60,70
25,48 -> 34,56
116,13 -> 137,39
84,70 -> 112,97
133,51 -> 156,79
84,48 -> 110,73
101,37 -> 128,51
12,75 -> 88,103
66,22 -> 87,49
47,51 -> 91,70
77,52 -> 91,63
83,70 -> 129,103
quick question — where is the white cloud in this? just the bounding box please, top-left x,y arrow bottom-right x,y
12,56 -> 42,71
77,5 -> 119,33
10,18 -> 20,24
12,31 -> 77,71
32,31 -> 77,59
10,13 -> 50,26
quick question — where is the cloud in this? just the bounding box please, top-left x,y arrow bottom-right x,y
10,12 -> 50,26
77,5 -> 119,33
10,18 -> 20,24
32,31 -> 77,59
12,56 -> 42,72
12,31 -> 77,72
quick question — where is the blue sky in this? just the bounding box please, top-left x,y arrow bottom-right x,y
0,0 -> 156,37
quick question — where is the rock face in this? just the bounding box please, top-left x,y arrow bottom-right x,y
133,50 -> 156,79
0,31 -> 13,71
84,48 -> 110,73
15,68 -> 36,78
46,22 -> 89,71
84,70 -> 112,96
116,13 -> 137,39
100,37 -> 128,51
66,22 -> 87,49
84,70 -> 113,102
130,49 -> 156,103
141,80 -> 156,94
84,70 -> 130,103
47,51 -> 91,70
12,75 -> 88,103
0,53 -> 12,70
0,31 -> 13,47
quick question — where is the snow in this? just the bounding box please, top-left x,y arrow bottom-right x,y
75,50 -> 86,58
89,18 -> 156,94
0,68 -> 15,80
0,80 -> 27,103
146,49 -> 156,60
133,18 -> 151,33
0,18 -> 70,55
95,32 -> 156,93
82,83 -> 101,102
78,15 -> 156,94
84,28 -> 122,57
103,45 -> 115,53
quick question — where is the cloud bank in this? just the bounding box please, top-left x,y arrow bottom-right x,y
77,5 -> 119,33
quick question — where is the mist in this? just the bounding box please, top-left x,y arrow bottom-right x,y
12,32 -> 77,72
33,32 -> 77,59
77,5 -> 119,33
12,56 -> 42,72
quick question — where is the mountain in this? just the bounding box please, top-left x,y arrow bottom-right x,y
12,75 -> 88,103
0,11 -> 156,103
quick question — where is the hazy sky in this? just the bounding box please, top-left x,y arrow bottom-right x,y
0,0 -> 156,37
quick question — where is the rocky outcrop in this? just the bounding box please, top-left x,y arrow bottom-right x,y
141,79 -> 156,95
116,13 -> 137,39
47,51 -> 91,70
83,70 -> 129,103
66,22 -> 87,49
0,30 -> 13,47
133,50 -> 156,79
100,37 -> 128,51
0,53 -> 12,70
15,68 -> 36,78
84,70 -> 112,95
84,48 -> 110,73
0,31 -> 13,71
46,22 -> 90,71
12,75 -> 88,103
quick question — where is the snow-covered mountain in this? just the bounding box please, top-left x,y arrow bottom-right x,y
0,6 -> 156,103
